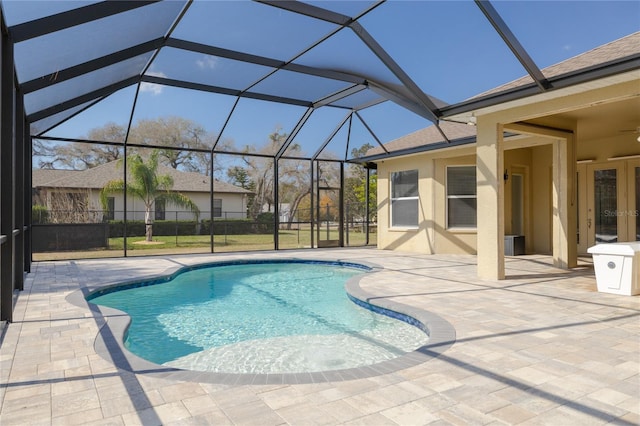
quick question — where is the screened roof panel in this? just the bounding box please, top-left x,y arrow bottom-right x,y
42,86 -> 138,141
13,1 -> 185,83
148,47 -> 276,91
345,118 -> 382,162
356,101 -> 432,144
1,0 -> 100,26
300,1 -> 377,18
316,121 -> 350,161
171,1 -> 338,61
219,97 -> 310,153
330,89 -> 384,110
131,85 -> 238,139
250,69 -> 354,103
5,0 -> 637,161
286,107 -> 351,158
494,1 -> 640,70
24,53 -> 152,116
359,1 -> 530,104
30,100 -> 95,137
293,27 -> 402,88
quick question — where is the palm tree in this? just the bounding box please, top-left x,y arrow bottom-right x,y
100,151 -> 200,242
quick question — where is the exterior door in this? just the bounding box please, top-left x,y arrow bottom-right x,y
583,160 -> 638,251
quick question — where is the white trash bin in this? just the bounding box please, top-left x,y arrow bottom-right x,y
587,242 -> 640,296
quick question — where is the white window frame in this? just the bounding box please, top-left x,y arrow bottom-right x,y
390,169 -> 419,229
446,165 -> 477,229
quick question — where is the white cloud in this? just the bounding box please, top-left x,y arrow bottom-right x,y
140,71 -> 167,95
196,55 -> 218,70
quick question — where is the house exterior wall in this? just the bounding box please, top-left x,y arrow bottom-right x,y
376,78 -> 638,277
38,189 -> 247,222
530,144 -> 553,254
377,143 -> 559,256
104,191 -> 247,221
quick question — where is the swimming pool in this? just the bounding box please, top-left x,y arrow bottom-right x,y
87,259 -> 430,374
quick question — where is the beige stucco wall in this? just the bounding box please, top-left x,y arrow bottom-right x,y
86,191 -> 247,221
376,137 -> 578,257
530,144 -> 553,254
377,144 -> 531,255
377,154 -> 436,254
577,133 -> 639,161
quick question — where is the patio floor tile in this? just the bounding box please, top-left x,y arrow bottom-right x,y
1,249 -> 638,425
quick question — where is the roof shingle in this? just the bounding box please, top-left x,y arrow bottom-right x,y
32,162 -> 252,194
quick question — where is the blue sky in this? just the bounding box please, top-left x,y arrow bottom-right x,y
34,0 -> 640,161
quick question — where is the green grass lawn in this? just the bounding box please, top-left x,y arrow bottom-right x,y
108,229 -> 372,250
33,229 -> 376,261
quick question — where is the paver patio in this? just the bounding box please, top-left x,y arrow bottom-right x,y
1,248 -> 638,425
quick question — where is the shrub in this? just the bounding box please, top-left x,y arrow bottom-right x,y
108,218 -> 274,237
201,218 -> 274,235
32,205 -> 49,224
256,212 -> 274,223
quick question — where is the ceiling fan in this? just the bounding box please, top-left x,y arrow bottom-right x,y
619,126 -> 640,142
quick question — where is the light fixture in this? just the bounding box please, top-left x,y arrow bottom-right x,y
504,169 -> 509,181
636,134 -> 640,142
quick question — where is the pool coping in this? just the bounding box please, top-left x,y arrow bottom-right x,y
67,258 -> 456,385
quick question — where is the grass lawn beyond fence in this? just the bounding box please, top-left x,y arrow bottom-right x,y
33,228 -> 376,261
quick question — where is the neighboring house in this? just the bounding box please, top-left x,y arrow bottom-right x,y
365,32 -> 640,280
32,161 -> 253,223
263,203 -> 293,223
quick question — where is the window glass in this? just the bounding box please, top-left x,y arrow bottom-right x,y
105,197 -> 115,221
447,166 -> 476,228
392,169 -> 418,198
391,199 -> 419,228
213,198 -> 222,218
390,169 -> 418,227
155,199 -> 165,221
447,166 -> 476,196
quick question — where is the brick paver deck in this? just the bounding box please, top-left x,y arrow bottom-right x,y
1,248 -> 638,425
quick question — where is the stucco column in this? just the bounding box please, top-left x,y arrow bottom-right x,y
552,135 -> 577,268
476,118 -> 505,280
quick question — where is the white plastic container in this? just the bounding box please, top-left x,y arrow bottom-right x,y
587,242 -> 640,296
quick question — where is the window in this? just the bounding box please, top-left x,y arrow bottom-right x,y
155,199 -> 165,221
390,169 -> 418,227
105,197 -> 115,221
446,166 -> 476,228
213,198 -> 222,218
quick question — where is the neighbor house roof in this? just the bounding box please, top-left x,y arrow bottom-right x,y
33,162 -> 252,194
366,32 -> 640,158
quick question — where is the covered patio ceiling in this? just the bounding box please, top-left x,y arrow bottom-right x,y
4,0 -> 639,162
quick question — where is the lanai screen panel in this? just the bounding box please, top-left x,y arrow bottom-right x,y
1,0 -> 636,158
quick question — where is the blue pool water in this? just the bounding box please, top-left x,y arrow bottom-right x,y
88,260 -> 429,374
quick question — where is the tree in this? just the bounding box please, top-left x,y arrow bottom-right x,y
227,166 -> 256,217
100,151 -> 200,242
34,122 -> 126,170
129,116 -> 212,173
344,144 -> 376,222
238,128 -> 313,227
277,158 -> 311,229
